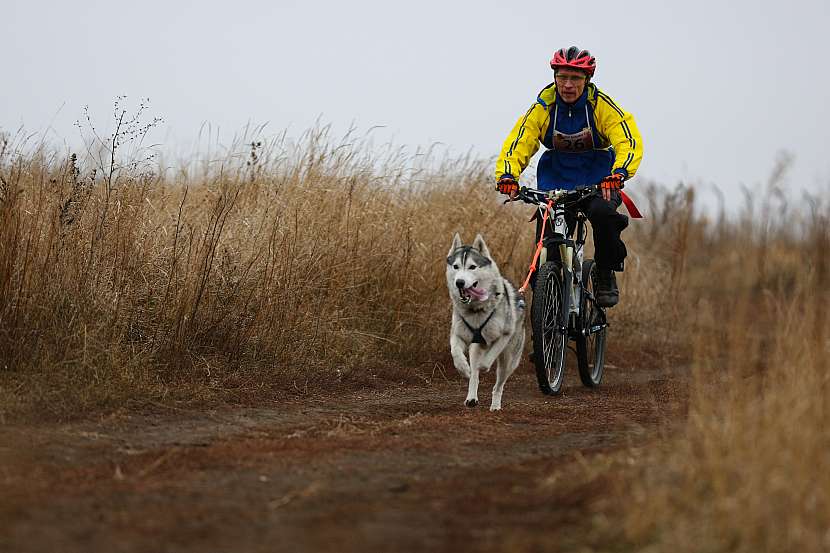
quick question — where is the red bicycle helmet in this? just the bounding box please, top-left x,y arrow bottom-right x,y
550,46 -> 596,77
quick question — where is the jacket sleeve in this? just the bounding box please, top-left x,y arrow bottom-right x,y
593,91 -> 643,180
495,102 -> 548,182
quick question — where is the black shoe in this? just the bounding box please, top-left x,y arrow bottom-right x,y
595,269 -> 619,308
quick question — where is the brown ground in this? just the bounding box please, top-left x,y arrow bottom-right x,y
1,359 -> 686,553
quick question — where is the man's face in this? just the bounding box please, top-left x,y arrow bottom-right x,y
555,69 -> 588,104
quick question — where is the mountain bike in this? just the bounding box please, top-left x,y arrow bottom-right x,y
508,186 -> 608,395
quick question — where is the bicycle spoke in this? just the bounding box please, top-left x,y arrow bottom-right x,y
576,261 -> 607,388
531,262 -> 569,395
543,277 -> 562,384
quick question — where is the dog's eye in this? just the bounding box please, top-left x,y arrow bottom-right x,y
469,265 -> 477,270
453,264 -> 459,269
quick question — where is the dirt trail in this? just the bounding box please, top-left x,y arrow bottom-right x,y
1,362 -> 685,553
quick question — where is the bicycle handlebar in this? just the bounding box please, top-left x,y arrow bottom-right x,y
504,185 -> 600,206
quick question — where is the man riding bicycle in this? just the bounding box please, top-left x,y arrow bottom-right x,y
495,46 -> 643,307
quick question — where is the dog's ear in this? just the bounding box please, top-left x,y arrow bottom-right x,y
448,232 -> 462,257
472,233 -> 491,258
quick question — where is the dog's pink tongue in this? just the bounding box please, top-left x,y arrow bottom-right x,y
465,286 -> 489,301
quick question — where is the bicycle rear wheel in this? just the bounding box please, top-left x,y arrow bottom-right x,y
576,259 -> 607,388
531,261 -> 567,395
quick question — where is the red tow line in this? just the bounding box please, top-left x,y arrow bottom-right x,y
518,199 -> 554,294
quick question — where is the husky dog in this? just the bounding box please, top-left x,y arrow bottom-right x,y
446,233 -> 525,411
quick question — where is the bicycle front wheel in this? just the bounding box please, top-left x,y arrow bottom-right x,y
531,261 -> 567,395
576,259 -> 607,388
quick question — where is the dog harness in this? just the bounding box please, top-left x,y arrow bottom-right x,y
460,310 -> 496,346
459,282 -> 523,346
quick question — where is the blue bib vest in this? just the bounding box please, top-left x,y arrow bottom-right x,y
537,88 -> 614,191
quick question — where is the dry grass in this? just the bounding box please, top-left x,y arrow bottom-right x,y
0,125 -> 569,419
0,124 -> 683,420
608,179 -> 830,552
1,121 -> 828,551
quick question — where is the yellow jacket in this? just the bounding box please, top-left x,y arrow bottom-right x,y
496,83 -> 643,185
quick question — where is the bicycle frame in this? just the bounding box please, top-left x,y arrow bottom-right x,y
506,185 -> 611,393
539,201 -> 587,316
512,187 -> 595,335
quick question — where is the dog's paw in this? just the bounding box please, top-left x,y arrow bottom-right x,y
489,404 -> 502,412
464,398 -> 479,408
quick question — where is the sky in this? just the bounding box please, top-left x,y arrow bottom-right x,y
3,0 -> 830,205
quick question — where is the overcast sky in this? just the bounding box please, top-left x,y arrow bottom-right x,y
3,0 -> 830,203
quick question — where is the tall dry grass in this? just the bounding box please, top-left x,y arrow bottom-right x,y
2,118 -> 827,549
612,177 -> 830,552
0,122 -> 685,420
1,125 -> 602,419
